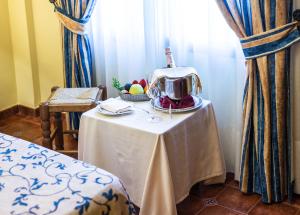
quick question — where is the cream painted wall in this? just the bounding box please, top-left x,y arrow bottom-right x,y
1,0 -> 64,110
8,0 -> 36,108
0,0 -> 17,110
31,0 -> 64,102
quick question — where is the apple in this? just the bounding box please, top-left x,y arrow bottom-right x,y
139,79 -> 147,88
129,84 -> 144,95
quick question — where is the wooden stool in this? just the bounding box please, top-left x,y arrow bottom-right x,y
40,85 -> 107,154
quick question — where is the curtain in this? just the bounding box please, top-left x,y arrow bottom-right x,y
292,37 -> 300,194
51,0 -> 96,129
292,0 -> 300,197
216,0 -> 300,203
90,0 -> 246,174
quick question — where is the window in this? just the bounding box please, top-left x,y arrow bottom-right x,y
91,0 -> 245,172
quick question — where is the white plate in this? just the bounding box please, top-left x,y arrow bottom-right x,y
96,106 -> 134,116
151,96 -> 203,113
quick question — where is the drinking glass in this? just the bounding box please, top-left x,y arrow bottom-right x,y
144,73 -> 161,123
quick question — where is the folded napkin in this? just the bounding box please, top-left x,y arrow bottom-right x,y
99,98 -> 132,113
159,95 -> 195,109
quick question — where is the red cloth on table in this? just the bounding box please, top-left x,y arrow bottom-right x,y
159,95 -> 195,109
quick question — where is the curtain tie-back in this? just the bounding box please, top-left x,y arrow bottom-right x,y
240,21 -> 300,59
55,10 -> 89,35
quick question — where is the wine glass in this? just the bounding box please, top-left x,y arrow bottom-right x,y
143,73 -> 162,123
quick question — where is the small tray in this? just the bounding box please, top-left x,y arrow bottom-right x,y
119,93 -> 150,102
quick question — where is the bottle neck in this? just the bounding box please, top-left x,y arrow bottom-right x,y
165,48 -> 176,68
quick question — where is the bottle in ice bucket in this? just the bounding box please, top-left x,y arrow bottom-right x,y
165,47 -> 176,68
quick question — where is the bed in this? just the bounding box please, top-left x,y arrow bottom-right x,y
0,133 -> 135,215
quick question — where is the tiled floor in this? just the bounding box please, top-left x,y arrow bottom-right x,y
1,114 -> 300,215
0,114 -> 77,151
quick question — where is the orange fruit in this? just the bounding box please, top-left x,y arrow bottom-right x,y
144,85 -> 148,94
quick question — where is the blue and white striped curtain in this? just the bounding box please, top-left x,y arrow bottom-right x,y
52,0 -> 96,129
216,0 -> 300,203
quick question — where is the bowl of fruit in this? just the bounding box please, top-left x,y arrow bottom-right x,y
112,78 -> 150,101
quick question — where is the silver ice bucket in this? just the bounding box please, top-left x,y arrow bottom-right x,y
158,75 -> 193,100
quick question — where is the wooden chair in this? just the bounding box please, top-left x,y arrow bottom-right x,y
40,85 -> 107,154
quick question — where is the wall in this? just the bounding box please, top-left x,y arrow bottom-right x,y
0,0 -> 17,110
8,0 -> 37,108
31,0 -> 64,102
0,0 -> 64,111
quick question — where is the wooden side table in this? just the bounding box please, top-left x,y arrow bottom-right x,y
40,85 -> 107,154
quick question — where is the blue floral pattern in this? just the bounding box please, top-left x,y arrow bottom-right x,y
0,133 -> 135,215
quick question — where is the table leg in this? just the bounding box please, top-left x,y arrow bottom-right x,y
40,103 -> 52,149
55,112 -> 64,150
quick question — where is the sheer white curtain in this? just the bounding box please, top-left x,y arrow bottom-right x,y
90,0 -> 246,176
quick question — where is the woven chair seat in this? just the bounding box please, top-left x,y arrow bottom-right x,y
49,88 -> 99,105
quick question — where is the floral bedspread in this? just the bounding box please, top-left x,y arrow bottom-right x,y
0,133 -> 135,215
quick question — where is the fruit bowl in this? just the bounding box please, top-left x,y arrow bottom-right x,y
119,93 -> 150,101
113,78 -> 150,102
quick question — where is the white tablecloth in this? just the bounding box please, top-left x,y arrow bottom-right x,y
79,99 -> 226,215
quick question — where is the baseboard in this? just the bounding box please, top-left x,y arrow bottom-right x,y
0,105 -> 40,120
18,105 -> 40,117
0,105 -> 19,119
